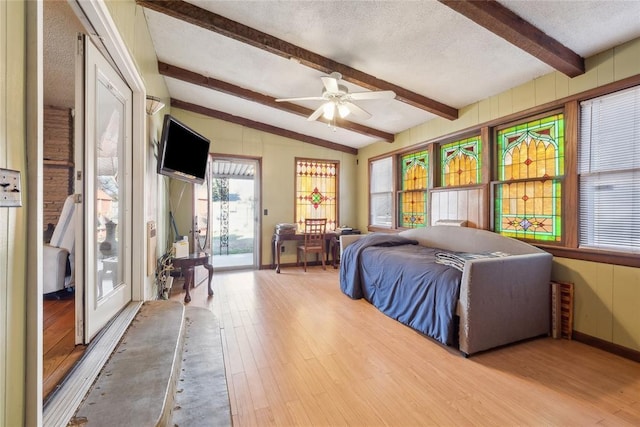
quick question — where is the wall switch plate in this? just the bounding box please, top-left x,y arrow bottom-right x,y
0,168 -> 22,207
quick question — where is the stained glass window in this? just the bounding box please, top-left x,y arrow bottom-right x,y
441,136 -> 481,186
495,114 -> 564,241
399,150 -> 428,228
295,159 -> 338,231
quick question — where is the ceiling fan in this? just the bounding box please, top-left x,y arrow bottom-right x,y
275,72 -> 396,122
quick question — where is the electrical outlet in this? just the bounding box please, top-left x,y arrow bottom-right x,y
281,245 -> 285,253
0,168 -> 22,207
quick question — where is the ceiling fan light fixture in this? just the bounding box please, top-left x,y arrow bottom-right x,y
337,103 -> 350,118
322,102 -> 335,120
278,71 -> 387,124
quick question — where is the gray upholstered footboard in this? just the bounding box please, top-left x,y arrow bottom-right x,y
457,253 -> 552,355
400,226 -> 553,355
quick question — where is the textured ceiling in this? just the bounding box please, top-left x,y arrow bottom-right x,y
45,1 -> 640,152
44,0 -> 85,109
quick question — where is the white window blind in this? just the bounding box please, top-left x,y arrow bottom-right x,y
579,86 -> 640,253
370,157 -> 393,227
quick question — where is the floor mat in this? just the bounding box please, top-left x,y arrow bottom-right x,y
171,306 -> 232,427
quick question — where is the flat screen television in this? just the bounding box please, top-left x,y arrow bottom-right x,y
157,114 -> 211,185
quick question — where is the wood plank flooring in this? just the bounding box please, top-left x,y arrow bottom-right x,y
43,296 -> 85,401
171,267 -> 640,426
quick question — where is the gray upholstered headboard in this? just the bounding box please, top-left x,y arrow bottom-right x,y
398,226 -> 545,255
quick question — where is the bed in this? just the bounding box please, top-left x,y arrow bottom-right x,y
339,226 -> 553,356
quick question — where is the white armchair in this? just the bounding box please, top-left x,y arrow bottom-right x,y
43,195 -> 76,294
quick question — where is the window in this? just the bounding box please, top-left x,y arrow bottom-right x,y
368,148 -> 429,229
370,157 -> 393,227
295,159 -> 338,231
440,136 -> 481,187
579,86 -> 640,253
494,114 -> 564,242
399,150 -> 429,228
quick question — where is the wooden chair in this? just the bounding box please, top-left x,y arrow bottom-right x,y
297,218 -> 327,272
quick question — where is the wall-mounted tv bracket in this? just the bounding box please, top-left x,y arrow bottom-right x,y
0,168 -> 22,207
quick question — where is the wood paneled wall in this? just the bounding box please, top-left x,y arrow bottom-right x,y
430,186 -> 487,229
43,105 -> 73,233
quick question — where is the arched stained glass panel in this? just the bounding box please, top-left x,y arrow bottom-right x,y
440,136 -> 481,186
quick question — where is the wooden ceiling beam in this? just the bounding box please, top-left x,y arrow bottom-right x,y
171,99 -> 359,155
137,0 -> 459,120
439,0 -> 584,77
158,62 -> 395,142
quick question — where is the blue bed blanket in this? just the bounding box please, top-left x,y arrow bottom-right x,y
339,233 -> 463,345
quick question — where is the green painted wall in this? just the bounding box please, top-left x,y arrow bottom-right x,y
1,1 -> 29,425
553,259 -> 640,351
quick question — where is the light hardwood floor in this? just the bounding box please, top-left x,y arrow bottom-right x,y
171,266 -> 640,426
43,296 -> 85,401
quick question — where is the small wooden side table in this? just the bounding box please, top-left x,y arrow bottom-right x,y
172,252 -> 213,303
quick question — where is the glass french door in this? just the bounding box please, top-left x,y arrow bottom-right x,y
194,157 -> 260,270
79,36 -> 132,341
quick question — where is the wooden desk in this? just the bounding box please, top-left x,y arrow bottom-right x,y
272,232 -> 339,273
172,252 -> 213,303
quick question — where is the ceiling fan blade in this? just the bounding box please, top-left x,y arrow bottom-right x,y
344,101 -> 372,120
321,75 -> 340,93
307,103 -> 327,121
348,90 -> 396,101
275,96 -> 325,102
